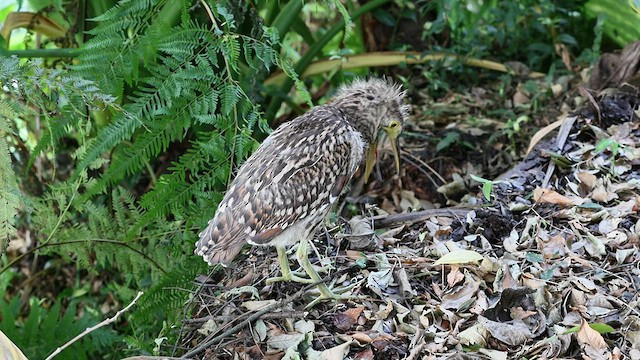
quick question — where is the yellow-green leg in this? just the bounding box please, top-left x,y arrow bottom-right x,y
266,245 -> 315,285
295,238 -> 359,308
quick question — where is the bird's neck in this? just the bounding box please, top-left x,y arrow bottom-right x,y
330,101 -> 379,146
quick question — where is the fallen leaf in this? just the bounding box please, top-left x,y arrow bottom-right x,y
577,172 -> 598,190
310,340 -> 353,360
352,346 -> 374,360
479,348 -> 508,360
334,307 -> 365,331
351,332 -> 374,344
395,267 -> 417,297
367,254 -> 393,296
268,333 -> 305,350
295,319 -> 315,333
375,300 -> 393,320
254,319 -> 267,342
446,266 -> 463,287
479,316 -> 533,346
0,331 -> 28,360
576,318 -> 608,350
197,319 -> 217,336
434,250 -> 483,265
440,271 -> 481,310
533,188 -> 574,206
458,323 -> 488,346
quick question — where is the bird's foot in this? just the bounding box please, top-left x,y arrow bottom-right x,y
291,263 -> 332,275
266,271 -> 314,285
304,283 -> 365,309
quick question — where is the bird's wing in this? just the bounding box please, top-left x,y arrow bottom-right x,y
196,106 -> 364,265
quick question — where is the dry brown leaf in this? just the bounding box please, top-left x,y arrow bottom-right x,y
351,332 -> 374,344
334,307 -> 365,331
458,323 -> 488,346
576,318 -> 608,350
500,264 -> 519,290
555,43 -> 573,70
353,346 -> 374,360
375,300 -> 393,320
446,266 -> 463,287
592,183 -> 618,203
440,272 -> 481,310
1,12 -> 66,45
510,307 -> 537,321
577,172 -> 598,190
526,116 -> 565,155
479,316 -> 533,346
533,188 -> 574,206
540,233 -> 568,259
346,250 -> 366,261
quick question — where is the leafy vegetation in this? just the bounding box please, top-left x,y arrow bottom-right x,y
0,0 -> 635,358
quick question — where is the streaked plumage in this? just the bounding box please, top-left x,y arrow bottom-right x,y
196,78 -> 409,299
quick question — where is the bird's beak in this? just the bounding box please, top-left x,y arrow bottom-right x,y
384,125 -> 401,176
363,125 -> 401,183
363,143 -> 378,183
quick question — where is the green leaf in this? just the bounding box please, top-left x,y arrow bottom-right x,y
565,323 -> 615,334
525,252 -> 544,263
436,131 -> 460,152
594,138 -> 613,153
482,182 -> 493,201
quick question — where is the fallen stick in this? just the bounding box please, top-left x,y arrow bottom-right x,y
372,207 -> 474,229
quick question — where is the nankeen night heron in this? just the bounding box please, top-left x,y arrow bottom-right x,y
195,78 -> 409,304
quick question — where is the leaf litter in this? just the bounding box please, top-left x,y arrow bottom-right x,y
183,45 -> 640,359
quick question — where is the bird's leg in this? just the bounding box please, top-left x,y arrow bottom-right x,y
265,245 -> 314,285
289,238 -> 332,275
296,238 -> 360,308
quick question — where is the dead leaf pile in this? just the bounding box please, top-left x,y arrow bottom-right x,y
182,77 -> 640,359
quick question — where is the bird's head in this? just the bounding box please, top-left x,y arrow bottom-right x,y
330,78 -> 410,181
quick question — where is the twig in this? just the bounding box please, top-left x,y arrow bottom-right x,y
45,291 -> 144,360
184,310 -> 308,324
372,207 -> 474,229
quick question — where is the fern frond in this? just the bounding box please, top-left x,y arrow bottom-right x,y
0,100 -> 20,254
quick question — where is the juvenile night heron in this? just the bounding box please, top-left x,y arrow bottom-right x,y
196,78 -> 409,303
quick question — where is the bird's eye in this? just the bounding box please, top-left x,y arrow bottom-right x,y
389,120 -> 399,128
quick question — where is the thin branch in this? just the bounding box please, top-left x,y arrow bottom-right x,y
372,207 -> 474,229
45,291 -> 144,360
184,310 -> 308,324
